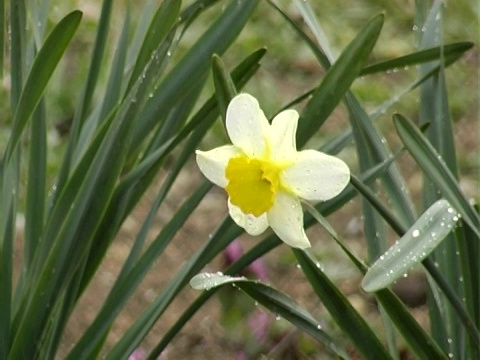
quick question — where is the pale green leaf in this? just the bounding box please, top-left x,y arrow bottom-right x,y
362,199 -> 460,292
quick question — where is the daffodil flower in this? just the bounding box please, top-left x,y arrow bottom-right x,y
196,93 -> 350,248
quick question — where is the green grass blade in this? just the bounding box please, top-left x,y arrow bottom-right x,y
126,0 -> 180,92
297,13 -> 384,147
9,0 -> 26,106
454,221 -> 479,355
125,0 -> 156,68
23,102 -> 47,267
362,199 -> 460,292
393,114 -> 480,237
360,42 -> 473,75
54,0 -> 114,207
294,249 -> 393,359
458,210 -> 480,330
374,288 -> 448,359
417,4 -> 463,355
0,0 -> 4,78
68,0 -> 113,144
212,54 -> 237,123
350,174 -> 406,236
98,7 -> 130,123
190,274 -> 351,359
73,8 -> 131,165
130,0 -> 259,147
0,157 -> 19,357
4,10 -> 82,163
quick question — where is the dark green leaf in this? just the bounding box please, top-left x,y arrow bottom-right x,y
294,249 -> 393,359
4,10 -> 82,163
190,274 -> 351,359
297,13 -> 384,147
360,42 -> 473,75
393,114 -> 480,237
212,54 -> 237,124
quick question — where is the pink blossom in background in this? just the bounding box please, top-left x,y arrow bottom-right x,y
247,310 -> 270,342
128,348 -> 146,360
223,240 -> 268,281
248,258 -> 268,281
223,240 -> 244,265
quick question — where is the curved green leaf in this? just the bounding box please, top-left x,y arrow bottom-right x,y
190,273 -> 351,359
362,199 -> 460,292
190,272 -> 246,290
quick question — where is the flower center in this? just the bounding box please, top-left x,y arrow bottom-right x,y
225,155 -> 280,217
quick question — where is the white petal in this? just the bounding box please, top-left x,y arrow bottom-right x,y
269,109 -> 299,162
281,150 -> 350,202
228,200 -> 269,236
196,145 -> 241,188
226,93 -> 269,158
267,191 -> 311,249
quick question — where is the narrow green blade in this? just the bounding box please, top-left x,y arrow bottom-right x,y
360,42 -> 473,75
4,10 -> 82,163
294,249 -> 393,359
393,114 -> 480,237
297,13 -> 384,147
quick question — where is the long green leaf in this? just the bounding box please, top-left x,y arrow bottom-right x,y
4,10 -> 82,163
393,114 -> 480,237
69,0 -> 113,145
294,250 -> 393,359
190,273 -> 350,359
352,171 -> 480,351
360,42 -> 473,75
0,162 -> 18,358
126,0 -> 180,92
0,0 -> 4,77
212,54 -> 237,123
23,102 -> 47,267
362,199 -> 460,292
297,13 -> 384,147
10,34 -> 162,356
